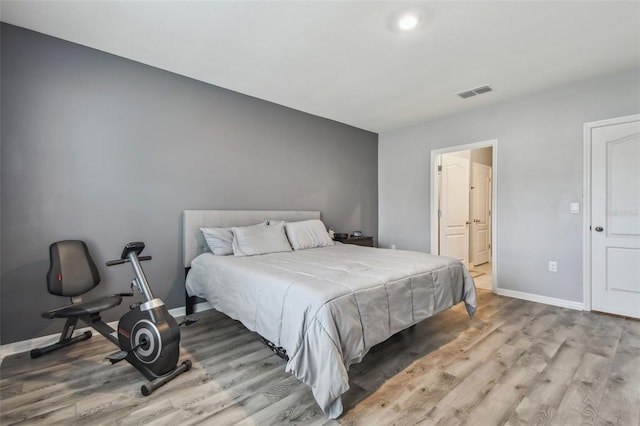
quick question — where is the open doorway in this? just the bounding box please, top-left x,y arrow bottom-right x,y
431,140 -> 497,292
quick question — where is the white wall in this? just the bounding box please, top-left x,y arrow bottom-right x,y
379,68 -> 640,304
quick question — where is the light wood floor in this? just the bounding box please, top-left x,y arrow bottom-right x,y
469,262 -> 492,291
1,290 -> 639,425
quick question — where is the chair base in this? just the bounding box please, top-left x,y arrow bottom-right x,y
31,331 -> 92,358
30,316 -> 93,359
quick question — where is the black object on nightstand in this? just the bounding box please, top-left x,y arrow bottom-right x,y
334,235 -> 374,247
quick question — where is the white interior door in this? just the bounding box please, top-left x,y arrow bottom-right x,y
439,152 -> 470,262
591,117 -> 640,318
471,163 -> 491,266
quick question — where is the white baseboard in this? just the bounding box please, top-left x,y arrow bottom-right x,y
496,288 -> 584,311
0,302 -> 215,364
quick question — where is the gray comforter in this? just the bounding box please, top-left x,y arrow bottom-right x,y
185,244 -> 477,418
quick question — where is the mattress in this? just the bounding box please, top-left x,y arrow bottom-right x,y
186,244 -> 477,418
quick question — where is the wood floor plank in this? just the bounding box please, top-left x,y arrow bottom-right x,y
552,352 -> 613,425
426,359 -> 511,424
6,404 -> 77,426
596,387 -> 640,426
622,318 -> 640,349
443,326 -> 514,378
462,364 -> 540,424
506,395 -> 556,426
342,369 -> 457,425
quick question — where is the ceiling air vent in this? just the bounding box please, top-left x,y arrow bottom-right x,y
457,90 -> 476,99
473,85 -> 492,94
457,85 -> 493,99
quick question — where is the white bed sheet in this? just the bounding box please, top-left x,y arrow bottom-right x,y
186,244 -> 477,418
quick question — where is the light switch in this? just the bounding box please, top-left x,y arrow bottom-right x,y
570,202 -> 580,214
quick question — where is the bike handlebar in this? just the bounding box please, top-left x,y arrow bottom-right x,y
106,255 -> 152,267
105,242 -> 157,306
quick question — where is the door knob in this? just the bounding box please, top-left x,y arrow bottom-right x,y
594,226 -> 604,232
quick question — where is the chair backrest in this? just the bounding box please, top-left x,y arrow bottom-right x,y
47,240 -> 101,297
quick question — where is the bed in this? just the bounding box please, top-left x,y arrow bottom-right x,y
183,210 -> 477,419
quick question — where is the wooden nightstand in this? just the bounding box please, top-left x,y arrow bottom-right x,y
334,236 -> 374,247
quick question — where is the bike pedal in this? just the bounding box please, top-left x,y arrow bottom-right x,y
106,350 -> 128,363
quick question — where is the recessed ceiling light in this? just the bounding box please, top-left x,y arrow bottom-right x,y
397,13 -> 420,31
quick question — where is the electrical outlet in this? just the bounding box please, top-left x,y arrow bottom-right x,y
549,261 -> 558,272
391,244 -> 397,250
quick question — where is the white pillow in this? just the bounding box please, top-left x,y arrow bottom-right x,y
285,219 -> 335,251
201,227 -> 233,256
232,221 -> 292,257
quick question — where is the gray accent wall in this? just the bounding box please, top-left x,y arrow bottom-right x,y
0,24 -> 378,344
379,67 -> 640,304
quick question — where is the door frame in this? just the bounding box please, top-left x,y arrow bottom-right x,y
430,139 -> 498,291
582,113 -> 640,312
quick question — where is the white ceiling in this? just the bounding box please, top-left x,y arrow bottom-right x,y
2,1 -> 639,133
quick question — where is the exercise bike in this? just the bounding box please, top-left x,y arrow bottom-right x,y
32,240 -> 192,396
105,242 -> 192,395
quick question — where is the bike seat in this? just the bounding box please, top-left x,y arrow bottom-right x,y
42,294 -> 125,319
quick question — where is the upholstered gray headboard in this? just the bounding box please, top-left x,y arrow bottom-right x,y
182,210 -> 321,267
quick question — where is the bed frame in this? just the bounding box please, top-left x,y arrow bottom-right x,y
182,209 -> 321,315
